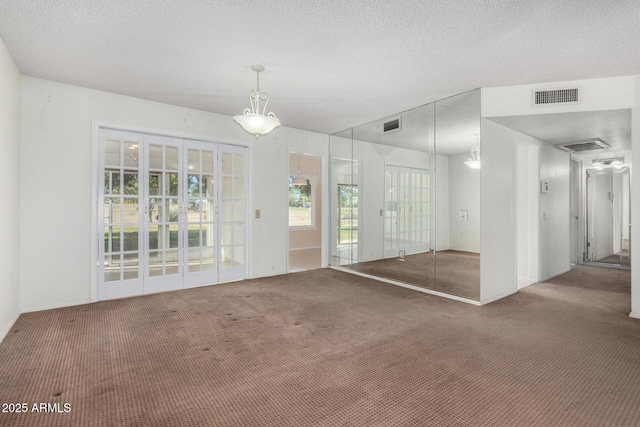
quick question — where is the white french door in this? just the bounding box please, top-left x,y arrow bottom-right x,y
97,129 -> 247,300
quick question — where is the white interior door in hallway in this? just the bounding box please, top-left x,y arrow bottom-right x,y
97,128 -> 247,300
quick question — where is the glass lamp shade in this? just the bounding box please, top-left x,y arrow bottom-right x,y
233,113 -> 281,139
464,160 -> 481,170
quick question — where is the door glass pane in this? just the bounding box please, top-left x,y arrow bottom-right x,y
202,247 -> 215,271
201,176 -> 213,198
104,197 -> 121,224
188,249 -> 201,273
166,147 -> 179,170
104,254 -> 121,281
166,198 -> 179,222
123,252 -> 139,280
149,251 -> 163,276
149,145 -> 163,169
123,173 -> 138,195
221,177 -> 232,198
233,177 -> 244,198
149,225 -> 159,250
222,224 -> 233,245
233,223 -> 244,244
122,198 -> 138,223
124,142 -> 139,168
168,173 -> 179,196
187,174 -> 200,198
104,140 -> 121,166
202,223 -> 214,246
149,174 -> 161,195
233,201 -> 244,221
221,201 -> 233,221
222,153 -> 232,174
188,150 -> 200,173
123,227 -> 139,251
169,224 -> 179,248
165,250 -> 179,275
233,154 -> 243,174
233,246 -> 244,266
104,226 -> 121,252
202,151 -> 214,173
188,226 -> 201,247
201,200 -> 213,221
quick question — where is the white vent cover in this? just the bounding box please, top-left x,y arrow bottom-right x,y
532,88 -> 579,106
559,138 -> 610,152
383,118 -> 401,133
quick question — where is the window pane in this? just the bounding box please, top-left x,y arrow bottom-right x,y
202,247 -> 215,271
188,226 -> 201,247
104,226 -> 121,253
221,176 -> 232,198
122,197 -> 139,223
202,223 -> 214,246
104,254 -> 121,282
149,145 -> 162,169
104,140 -> 121,167
188,149 -> 200,173
166,146 -> 179,170
124,142 -> 139,168
169,224 -> 179,248
168,173 -> 179,196
233,177 -> 244,198
123,252 -> 139,280
165,250 -> 179,275
221,200 -> 233,222
104,197 -> 121,224
148,225 -> 159,250
222,153 -> 232,174
233,154 -> 243,175
233,246 -> 245,266
149,251 -> 163,276
148,174 -> 161,196
123,227 -> 139,251
123,172 -> 138,195
233,201 -> 244,222
202,151 -> 214,173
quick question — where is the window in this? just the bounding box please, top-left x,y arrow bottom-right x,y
289,176 -> 314,228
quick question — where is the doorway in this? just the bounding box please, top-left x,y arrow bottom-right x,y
97,128 -> 247,300
586,167 -> 630,267
288,152 -> 323,272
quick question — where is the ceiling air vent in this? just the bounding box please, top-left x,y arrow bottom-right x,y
559,138 -> 611,153
383,118 -> 401,133
533,88 -> 579,106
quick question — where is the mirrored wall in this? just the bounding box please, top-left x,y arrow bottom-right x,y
329,89 -> 481,300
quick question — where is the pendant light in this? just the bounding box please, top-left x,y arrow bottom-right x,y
233,65 -> 281,139
464,134 -> 481,170
292,153 -> 308,185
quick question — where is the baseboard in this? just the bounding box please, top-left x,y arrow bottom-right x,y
329,266 -> 482,306
0,311 -> 20,345
539,267 -> 572,283
480,288 -> 518,306
517,277 -> 537,289
21,298 -> 92,314
289,246 -> 321,251
630,312 -> 640,320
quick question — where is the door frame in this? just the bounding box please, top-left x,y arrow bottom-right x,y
91,120 -> 251,302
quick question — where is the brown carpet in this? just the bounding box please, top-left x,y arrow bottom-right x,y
1,265 -> 639,426
351,250 -> 480,300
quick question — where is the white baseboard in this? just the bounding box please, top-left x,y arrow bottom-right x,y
540,267 -> 572,283
21,298 -> 92,314
329,266 -> 482,306
289,246 -> 321,251
0,311 -> 20,345
480,288 -> 518,306
630,312 -> 640,320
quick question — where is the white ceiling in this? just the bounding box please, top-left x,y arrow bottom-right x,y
1,1 -> 639,135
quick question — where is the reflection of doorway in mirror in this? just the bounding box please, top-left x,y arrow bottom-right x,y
384,165 -> 430,259
586,168 -> 630,267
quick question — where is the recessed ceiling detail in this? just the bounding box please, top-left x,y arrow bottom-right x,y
533,88 -> 579,106
559,138 -> 610,152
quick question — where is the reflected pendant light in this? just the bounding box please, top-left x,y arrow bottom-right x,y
292,153 -> 308,185
233,64 -> 281,139
464,134 -> 481,170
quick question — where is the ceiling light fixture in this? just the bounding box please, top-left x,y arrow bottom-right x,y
233,64 -> 281,139
592,157 -> 624,169
464,134 -> 481,170
291,153 -> 308,186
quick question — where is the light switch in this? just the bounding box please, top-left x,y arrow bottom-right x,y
255,209 -> 261,219
459,210 -> 468,222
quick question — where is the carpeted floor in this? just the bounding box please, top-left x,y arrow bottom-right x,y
351,250 -> 480,300
0,265 -> 639,426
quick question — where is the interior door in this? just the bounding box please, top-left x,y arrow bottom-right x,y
98,129 -> 144,300
218,144 -> 247,283
144,134 -> 183,293
183,141 -> 218,287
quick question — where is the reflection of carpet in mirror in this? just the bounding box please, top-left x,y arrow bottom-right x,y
350,250 -> 480,300
595,252 -> 630,267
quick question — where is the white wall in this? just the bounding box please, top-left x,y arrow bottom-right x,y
539,143 -> 571,281
447,152 -> 480,253
480,120 -> 517,303
516,135 -> 540,286
0,38 -> 21,342
19,76 -> 328,312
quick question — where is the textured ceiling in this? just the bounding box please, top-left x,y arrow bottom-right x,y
1,0 -> 639,135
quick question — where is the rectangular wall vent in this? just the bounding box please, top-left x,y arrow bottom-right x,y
559,138 -> 610,152
533,88 -> 579,105
383,118 -> 401,133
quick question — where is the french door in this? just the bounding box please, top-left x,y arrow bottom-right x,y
98,128 -> 247,300
384,165 -> 431,258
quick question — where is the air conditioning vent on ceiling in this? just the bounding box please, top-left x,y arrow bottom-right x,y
533,88 -> 579,106
383,118 -> 401,133
559,138 -> 611,153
